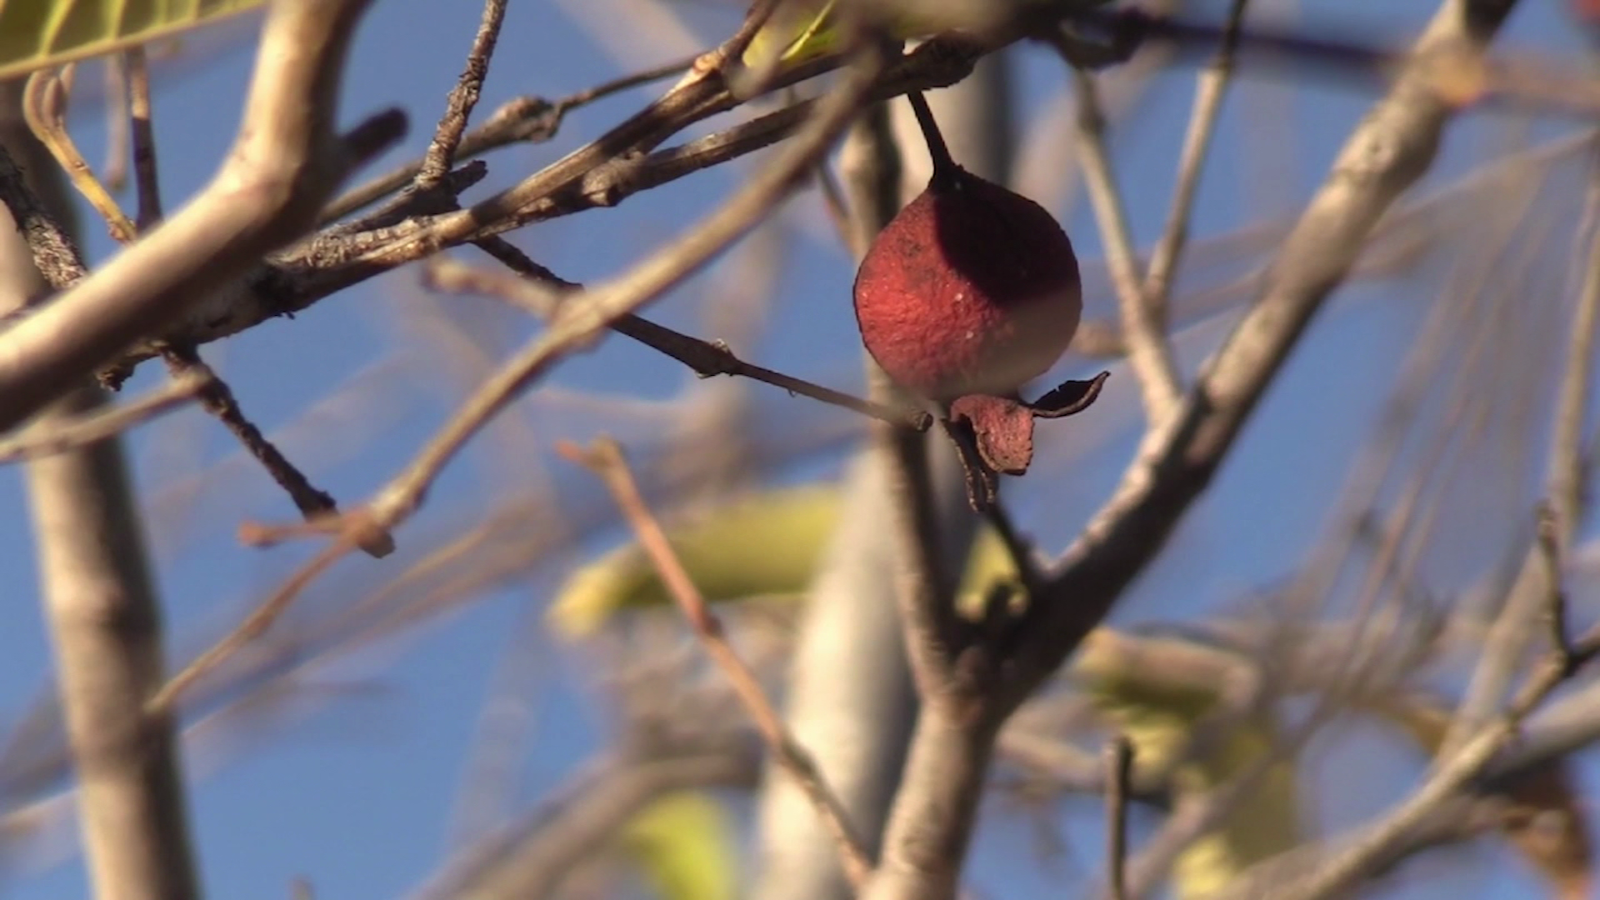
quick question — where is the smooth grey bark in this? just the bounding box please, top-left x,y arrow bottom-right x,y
747,53 -> 1014,900
2,89 -> 202,900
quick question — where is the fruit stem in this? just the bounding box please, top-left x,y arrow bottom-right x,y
906,90 -> 959,187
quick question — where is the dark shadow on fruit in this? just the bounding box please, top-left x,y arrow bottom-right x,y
852,94 -> 1084,407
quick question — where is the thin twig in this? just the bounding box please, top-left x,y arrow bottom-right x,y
147,530 -> 368,715
1141,0 -> 1251,327
125,48 -> 162,230
1058,59 -> 1181,421
322,54 -> 697,223
417,0 -> 507,187
425,257 -> 929,429
704,0 -> 780,80
559,436 -> 873,888
1445,155 -> 1600,753
147,45 -> 886,713
1105,736 -> 1134,900
161,345 -> 395,557
22,66 -> 138,243
1272,623 -> 1600,900
102,55 -> 130,191
0,370 -> 209,463
1537,508 -> 1576,670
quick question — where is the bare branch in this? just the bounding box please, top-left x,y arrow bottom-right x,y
104,37 -> 991,379
0,370 -> 209,464
1060,61 -> 1182,420
125,48 -> 161,231
1141,0 -> 1252,329
0,0 -> 404,434
1105,736 -> 1134,900
424,258 -> 928,429
148,45 -> 886,715
1446,149 -> 1600,752
1258,624 -> 1600,900
416,0 -> 508,187
3,93 -> 201,900
413,751 -> 757,900
321,55 -> 695,223
561,437 -> 873,888
159,346 -> 395,558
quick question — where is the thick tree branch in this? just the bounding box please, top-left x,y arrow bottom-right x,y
0,0 -> 402,433
2,89 -> 201,900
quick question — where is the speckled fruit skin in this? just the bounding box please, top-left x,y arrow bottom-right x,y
853,165 -> 1083,403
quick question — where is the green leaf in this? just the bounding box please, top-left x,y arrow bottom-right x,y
548,484 -> 1025,639
742,0 -> 842,70
548,486 -> 842,638
620,792 -> 738,900
0,0 -> 265,82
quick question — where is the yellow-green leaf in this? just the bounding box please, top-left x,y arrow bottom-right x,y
1076,635 -> 1302,899
547,483 -> 1021,639
742,1 -> 842,70
620,792 -> 737,900
0,0 -> 265,82
549,486 -> 842,638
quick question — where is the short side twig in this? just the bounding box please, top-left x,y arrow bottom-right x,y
1057,60 -> 1181,422
0,369 -> 209,463
1141,0 -> 1251,327
425,257 -> 929,429
1105,735 -> 1135,900
416,0 -> 508,187
21,65 -> 138,243
125,47 -> 162,230
559,436 -> 873,888
160,346 -> 395,558
320,54 -> 696,223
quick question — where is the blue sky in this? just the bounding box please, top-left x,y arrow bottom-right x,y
3,2 -> 1599,899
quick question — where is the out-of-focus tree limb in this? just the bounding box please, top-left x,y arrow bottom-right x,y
0,0 -> 403,433
413,749 -> 758,900
1,84 -> 202,900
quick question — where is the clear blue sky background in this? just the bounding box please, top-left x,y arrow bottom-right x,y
3,2 -> 1598,899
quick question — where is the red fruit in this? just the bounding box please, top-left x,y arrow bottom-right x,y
850,93 -> 1099,508
853,165 -> 1083,403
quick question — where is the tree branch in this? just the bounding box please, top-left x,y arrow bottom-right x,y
0,0 -> 402,433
